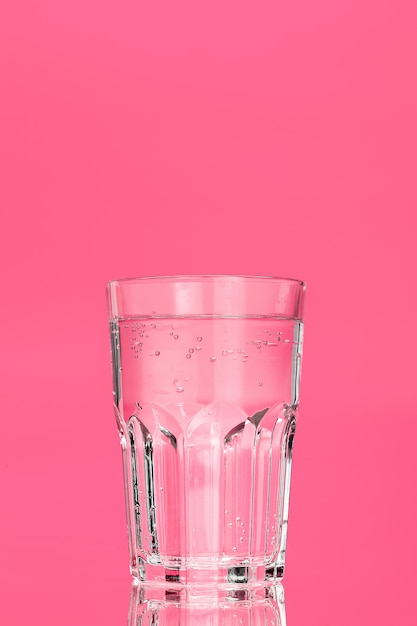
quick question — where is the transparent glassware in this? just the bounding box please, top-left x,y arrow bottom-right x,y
129,582 -> 286,625
107,275 -> 306,586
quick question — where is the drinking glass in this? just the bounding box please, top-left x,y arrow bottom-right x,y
107,275 -> 306,586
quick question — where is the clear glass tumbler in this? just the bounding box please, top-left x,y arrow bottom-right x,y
107,275 -> 306,586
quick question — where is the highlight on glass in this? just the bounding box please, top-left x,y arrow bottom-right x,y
107,275 -> 306,585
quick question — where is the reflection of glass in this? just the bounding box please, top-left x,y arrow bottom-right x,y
128,582 -> 286,625
107,276 -> 306,585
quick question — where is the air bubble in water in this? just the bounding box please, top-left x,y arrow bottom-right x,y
169,331 -> 173,336
155,350 -> 160,356
176,387 -> 184,393
210,356 -> 216,362
197,336 -> 202,342
173,334 -> 179,340
186,353 -> 191,359
189,348 -> 194,353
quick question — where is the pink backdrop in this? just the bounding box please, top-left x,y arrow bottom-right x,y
1,1 -> 416,624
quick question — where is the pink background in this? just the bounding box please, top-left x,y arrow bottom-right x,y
1,1 -> 416,624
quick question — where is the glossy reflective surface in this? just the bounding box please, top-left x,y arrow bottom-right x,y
129,583 -> 286,625
0,573 -> 413,626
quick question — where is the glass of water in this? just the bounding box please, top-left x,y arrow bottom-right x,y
107,275 -> 306,586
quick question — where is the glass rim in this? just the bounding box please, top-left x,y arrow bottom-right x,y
107,274 -> 306,288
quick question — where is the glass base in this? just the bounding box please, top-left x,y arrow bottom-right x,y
132,559 -> 285,588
